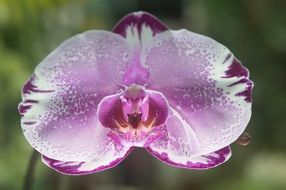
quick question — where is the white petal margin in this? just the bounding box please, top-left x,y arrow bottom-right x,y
42,147 -> 133,175
19,31 -> 133,162
146,145 -> 231,170
145,29 -> 253,156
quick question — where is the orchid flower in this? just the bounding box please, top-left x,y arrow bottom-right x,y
19,11 -> 253,175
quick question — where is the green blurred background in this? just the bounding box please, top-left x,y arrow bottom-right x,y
0,0 -> 286,190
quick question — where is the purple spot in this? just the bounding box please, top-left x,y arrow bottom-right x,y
18,99 -> 39,116
223,58 -> 249,78
43,156 -> 84,175
222,53 -> 231,64
222,58 -> 252,102
23,75 -> 54,94
236,85 -> 252,103
19,104 -> 32,116
228,77 -> 253,103
23,121 -> 36,125
24,100 -> 38,104
228,78 -> 250,87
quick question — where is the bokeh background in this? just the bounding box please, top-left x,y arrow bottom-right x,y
1,0 -> 286,190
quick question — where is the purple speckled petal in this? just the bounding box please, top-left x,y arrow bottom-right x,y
145,29 -> 253,156
146,145 -> 231,169
19,31 -> 133,162
42,147 -> 133,175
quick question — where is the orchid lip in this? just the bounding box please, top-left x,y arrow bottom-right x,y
99,84 -> 167,131
97,83 -> 169,145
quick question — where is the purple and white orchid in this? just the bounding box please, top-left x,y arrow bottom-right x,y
19,12 -> 253,175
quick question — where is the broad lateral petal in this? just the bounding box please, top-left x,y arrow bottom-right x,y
146,145 -> 231,170
42,147 -> 133,175
19,31 -> 132,162
145,29 -> 253,155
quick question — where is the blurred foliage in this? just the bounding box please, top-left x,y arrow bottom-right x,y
0,0 -> 286,190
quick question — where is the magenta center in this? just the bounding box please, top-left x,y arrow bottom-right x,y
115,84 -> 157,133
97,83 -> 169,142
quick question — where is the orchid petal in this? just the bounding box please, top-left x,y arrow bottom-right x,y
147,145 -> 231,169
112,12 -> 168,86
19,31 -> 133,162
145,29 -> 253,156
146,108 -> 231,169
42,147 -> 133,175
